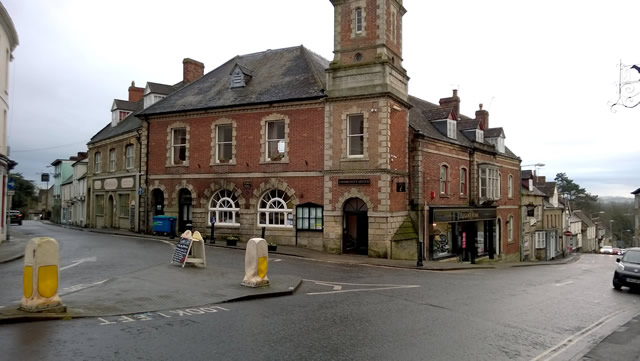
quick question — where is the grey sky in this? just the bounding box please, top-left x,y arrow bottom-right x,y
5,0 -> 640,197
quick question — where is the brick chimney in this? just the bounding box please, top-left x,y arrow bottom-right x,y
183,58 -> 204,84
128,81 -> 144,102
475,103 -> 489,130
439,89 -> 460,119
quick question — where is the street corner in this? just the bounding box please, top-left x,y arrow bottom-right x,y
0,305 -> 71,324
0,237 -> 30,264
222,274 -> 303,303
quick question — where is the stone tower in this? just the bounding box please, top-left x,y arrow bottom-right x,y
323,0 -> 412,259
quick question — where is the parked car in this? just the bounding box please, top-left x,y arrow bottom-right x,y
613,247 -> 640,290
9,210 -> 22,225
600,246 -> 614,254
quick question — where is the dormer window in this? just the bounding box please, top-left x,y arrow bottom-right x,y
447,119 -> 456,139
111,110 -> 131,126
496,137 -> 505,153
476,130 -> 484,143
230,64 -> 253,89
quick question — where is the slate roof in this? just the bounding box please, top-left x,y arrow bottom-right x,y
139,46 -> 329,116
521,170 -> 533,179
573,210 -> 596,228
113,99 -> 139,112
522,185 -> 547,197
458,120 -> 480,130
632,188 -> 640,195
485,128 -> 504,138
147,82 -> 176,95
536,182 -> 557,197
88,106 -> 143,145
408,95 -> 519,160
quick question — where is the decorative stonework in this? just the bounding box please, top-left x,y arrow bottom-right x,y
210,117 -> 237,166
166,121 -> 190,167
341,106 -> 369,161
171,180 -> 197,207
250,178 -> 299,209
260,113 -> 290,164
200,179 -> 245,208
335,188 -> 374,212
350,0 -> 367,39
377,101 -> 390,169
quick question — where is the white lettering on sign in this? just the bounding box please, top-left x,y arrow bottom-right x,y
97,306 -> 230,325
121,178 -> 134,188
104,179 -> 118,190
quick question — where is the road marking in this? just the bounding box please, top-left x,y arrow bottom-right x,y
554,281 -> 573,286
60,256 -> 97,271
161,240 -> 174,246
272,259 -> 282,262
97,306 -> 230,326
531,311 -> 624,361
59,279 -> 108,295
304,279 -> 420,295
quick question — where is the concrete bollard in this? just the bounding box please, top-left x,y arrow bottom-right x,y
20,237 -> 67,313
241,238 -> 270,288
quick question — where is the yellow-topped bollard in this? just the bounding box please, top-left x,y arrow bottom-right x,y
241,238 -> 270,288
20,237 -> 66,313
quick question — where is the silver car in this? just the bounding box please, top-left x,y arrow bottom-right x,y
613,247 -> 640,290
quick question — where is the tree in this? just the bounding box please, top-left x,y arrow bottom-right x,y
8,173 -> 38,212
554,172 -> 599,214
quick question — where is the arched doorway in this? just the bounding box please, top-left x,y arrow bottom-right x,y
343,198 -> 368,255
178,188 -> 192,233
152,189 -> 164,216
107,195 -> 115,228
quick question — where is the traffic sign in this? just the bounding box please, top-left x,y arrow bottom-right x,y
7,178 -> 15,191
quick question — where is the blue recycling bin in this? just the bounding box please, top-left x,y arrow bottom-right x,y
153,215 -> 177,235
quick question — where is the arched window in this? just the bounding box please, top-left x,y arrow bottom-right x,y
208,189 -> 240,226
460,167 -> 467,196
508,174 -> 513,198
440,164 -> 449,195
258,189 -> 293,227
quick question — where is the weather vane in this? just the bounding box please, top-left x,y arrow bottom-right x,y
610,60 -> 640,112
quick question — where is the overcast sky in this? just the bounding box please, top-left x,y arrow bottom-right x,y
4,0 -> 639,198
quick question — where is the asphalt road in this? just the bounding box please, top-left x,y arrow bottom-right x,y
1,222 -> 639,361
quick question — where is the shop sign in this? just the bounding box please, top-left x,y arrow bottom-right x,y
433,208 -> 496,223
338,179 -> 370,185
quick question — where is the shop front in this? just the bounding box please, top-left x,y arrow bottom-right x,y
429,207 -> 497,261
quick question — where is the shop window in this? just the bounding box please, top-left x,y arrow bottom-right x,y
296,204 -> 323,231
432,223 -> 453,259
118,194 -> 129,217
95,195 -> 104,215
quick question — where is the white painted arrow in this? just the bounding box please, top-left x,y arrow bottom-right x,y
60,256 -> 97,271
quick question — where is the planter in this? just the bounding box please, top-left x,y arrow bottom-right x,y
226,236 -> 238,247
268,244 -> 277,252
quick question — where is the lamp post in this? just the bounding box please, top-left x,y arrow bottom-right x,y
610,220 -> 615,247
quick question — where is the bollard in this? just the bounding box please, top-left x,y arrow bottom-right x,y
241,238 -> 269,288
20,237 -> 66,313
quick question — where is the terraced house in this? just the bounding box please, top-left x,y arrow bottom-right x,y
132,0 -> 522,261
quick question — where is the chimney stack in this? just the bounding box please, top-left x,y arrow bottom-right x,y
128,81 -> 144,103
183,58 -> 204,84
475,103 -> 489,130
439,89 -> 460,119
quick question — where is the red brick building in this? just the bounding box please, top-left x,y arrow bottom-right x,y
136,0 -> 521,261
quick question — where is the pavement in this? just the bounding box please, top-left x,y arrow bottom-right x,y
0,222 -> 580,324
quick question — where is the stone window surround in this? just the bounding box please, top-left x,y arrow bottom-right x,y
260,113 -> 290,164
208,189 -> 240,227
109,148 -> 116,172
166,121 -> 190,167
352,1 -> 367,38
341,108 -> 369,161
210,118 -> 237,166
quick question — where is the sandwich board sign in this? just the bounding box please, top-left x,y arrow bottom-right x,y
171,230 -> 206,268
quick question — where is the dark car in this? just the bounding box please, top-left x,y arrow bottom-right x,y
613,247 -> 640,290
9,210 -> 22,225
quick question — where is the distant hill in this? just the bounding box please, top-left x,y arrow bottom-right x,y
599,196 -> 633,204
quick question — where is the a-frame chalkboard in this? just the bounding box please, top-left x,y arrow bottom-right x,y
171,236 -> 193,267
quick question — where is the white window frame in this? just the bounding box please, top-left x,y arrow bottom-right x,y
355,7 -> 363,33
535,231 -> 546,249
172,128 -> 187,165
266,120 -> 285,161
460,167 -> 467,196
476,129 -> 484,143
216,124 -> 233,163
208,189 -> 240,226
94,152 -> 102,174
439,164 -> 448,195
479,166 -> 499,200
347,114 -> 364,157
109,149 -> 116,172
447,119 -> 456,139
508,174 -> 513,198
258,189 -> 293,228
125,144 -> 134,169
